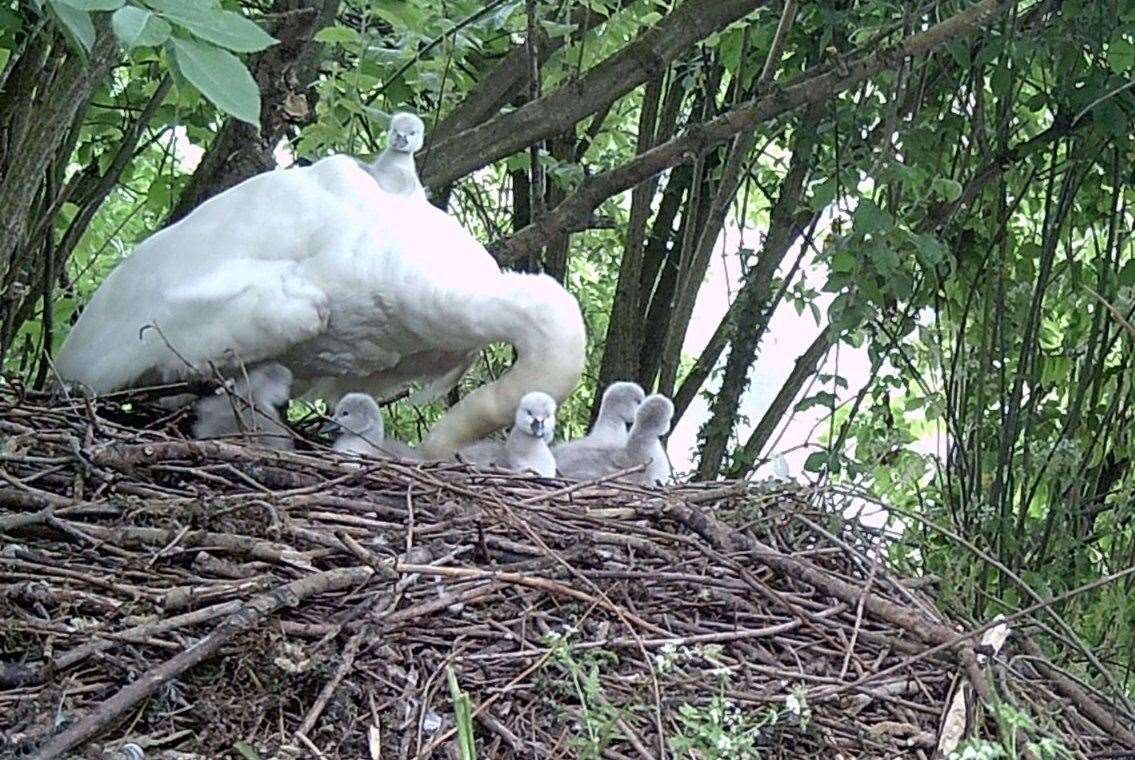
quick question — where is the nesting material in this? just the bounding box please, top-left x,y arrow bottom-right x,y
1,388 -> 1132,759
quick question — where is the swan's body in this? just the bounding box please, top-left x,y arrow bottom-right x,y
458,391 -> 557,476
324,392 -> 418,459
366,112 -> 425,201
554,394 -> 673,486
191,363 -> 294,450
553,381 -> 644,461
54,155 -> 586,457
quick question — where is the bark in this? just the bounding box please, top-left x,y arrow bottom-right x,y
725,324 -> 835,478
657,127 -> 760,397
591,75 -> 666,407
421,0 -> 769,189
494,0 -> 1017,266
696,106 -> 821,479
0,18 -> 118,302
166,0 -> 340,225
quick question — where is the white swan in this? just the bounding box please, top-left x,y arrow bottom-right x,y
366,112 -> 425,200
53,154 -> 586,457
191,363 -> 294,450
323,392 -> 418,459
554,394 -> 673,486
457,391 -> 557,476
553,381 -> 644,459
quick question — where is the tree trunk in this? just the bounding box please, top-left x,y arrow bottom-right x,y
166,0 -> 340,225
0,18 -> 118,359
695,106 -> 821,479
590,75 -> 666,410
725,325 -> 835,478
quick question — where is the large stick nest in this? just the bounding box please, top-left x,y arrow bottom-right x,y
1,385 -> 1133,759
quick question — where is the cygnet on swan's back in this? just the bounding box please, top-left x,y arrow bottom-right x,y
367,112 -> 425,200
458,391 -> 557,476
323,393 -> 418,460
553,381 -> 644,459
554,394 -> 674,486
192,363 -> 294,450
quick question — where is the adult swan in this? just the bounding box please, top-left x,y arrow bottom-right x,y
54,155 -> 586,457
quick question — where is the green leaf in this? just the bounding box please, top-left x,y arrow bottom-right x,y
170,36 -> 261,126
809,177 -> 837,211
914,233 -> 947,265
47,1 -> 94,52
931,177 -> 963,203
55,0 -> 122,9
151,0 -> 276,52
854,199 -> 893,234
803,451 -> 830,473
1119,260 -> 1135,286
231,742 -> 260,760
831,251 -> 856,273
1107,34 -> 1135,72
313,25 -> 359,45
112,6 -> 170,48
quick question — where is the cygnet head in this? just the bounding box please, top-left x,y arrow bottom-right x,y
600,381 -> 646,429
248,363 -> 293,407
388,112 -> 425,153
323,393 -> 384,438
514,391 -> 557,443
634,394 -> 674,437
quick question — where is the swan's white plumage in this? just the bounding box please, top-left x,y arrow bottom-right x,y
191,363 -> 294,450
554,394 -> 673,486
55,155 -> 586,456
327,393 -> 418,460
458,391 -> 557,477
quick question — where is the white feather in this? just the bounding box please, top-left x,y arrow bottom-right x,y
55,155 -> 586,457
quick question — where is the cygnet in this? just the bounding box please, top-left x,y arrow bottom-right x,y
192,363 -> 294,450
367,111 -> 425,199
322,393 -> 418,459
457,391 -> 557,476
554,394 -> 674,486
553,381 -> 644,460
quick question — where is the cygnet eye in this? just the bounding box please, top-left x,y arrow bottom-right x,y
342,411 -> 350,417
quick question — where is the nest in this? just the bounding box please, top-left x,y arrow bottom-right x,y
1,386 -> 1134,759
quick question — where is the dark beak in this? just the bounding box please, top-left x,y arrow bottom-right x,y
319,419 -> 339,436
530,418 -> 545,439
392,133 -> 409,150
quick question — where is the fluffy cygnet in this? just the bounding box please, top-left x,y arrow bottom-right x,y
192,363 -> 294,450
553,381 -> 644,460
554,394 -> 674,486
457,391 -> 557,476
323,393 -> 418,459
367,111 -> 425,199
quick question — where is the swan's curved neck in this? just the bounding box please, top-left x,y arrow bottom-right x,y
420,273 -> 585,457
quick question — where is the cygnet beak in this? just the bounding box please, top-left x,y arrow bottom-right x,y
392,132 -> 410,151
319,419 -> 340,436
529,418 -> 546,439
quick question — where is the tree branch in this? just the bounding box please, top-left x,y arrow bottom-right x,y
726,324 -> 835,478
493,0 -> 1016,266
421,0 -> 769,189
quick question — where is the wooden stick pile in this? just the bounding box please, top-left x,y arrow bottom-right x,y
1,387 -> 1132,759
